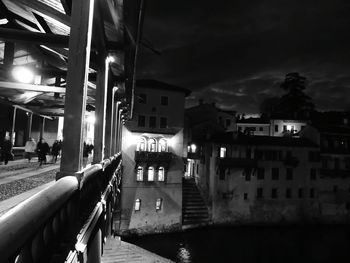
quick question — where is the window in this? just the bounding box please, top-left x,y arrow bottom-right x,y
138,94 -> 147,104
134,199 -> 141,211
257,188 -> 263,198
158,138 -> 167,152
244,193 -> 248,200
272,168 -> 279,180
246,148 -> 252,159
255,150 -> 263,160
149,138 -> 156,152
219,147 -> 227,158
283,125 -> 287,132
286,168 -> 293,180
298,188 -> 303,198
271,188 -> 278,199
158,167 -> 165,181
219,168 -> 225,180
136,166 -> 143,181
257,168 -> 265,180
161,96 -> 168,106
309,151 -> 320,162
160,117 -> 167,128
275,125 -> 278,132
259,127 -> 263,132
148,167 -> 155,181
286,188 -> 292,199
137,137 -> 146,151
310,168 -> 317,180
156,198 -> 163,211
196,164 -> 199,174
226,119 -> 231,127
149,116 -> 156,128
310,188 -> 315,198
138,115 -> 145,127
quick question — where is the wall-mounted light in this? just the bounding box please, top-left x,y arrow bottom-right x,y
106,56 -> 115,63
12,66 -> 35,83
190,144 -> 197,153
86,114 -> 96,124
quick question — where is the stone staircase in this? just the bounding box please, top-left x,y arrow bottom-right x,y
182,178 -> 210,227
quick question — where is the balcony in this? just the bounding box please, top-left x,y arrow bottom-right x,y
187,152 -> 203,160
216,157 -> 257,168
319,168 -> 350,178
135,151 -> 173,166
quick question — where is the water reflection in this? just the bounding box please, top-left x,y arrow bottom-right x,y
176,243 -> 192,263
124,225 -> 350,263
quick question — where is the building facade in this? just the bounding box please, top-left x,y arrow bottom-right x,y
119,80 -> 190,234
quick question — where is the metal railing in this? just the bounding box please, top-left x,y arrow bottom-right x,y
0,153 -> 122,263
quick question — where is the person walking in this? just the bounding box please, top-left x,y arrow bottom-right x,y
24,137 -> 36,162
36,138 -> 50,166
51,140 -> 61,163
0,135 -> 13,165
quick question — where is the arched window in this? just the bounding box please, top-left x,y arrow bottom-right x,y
137,137 -> 146,151
156,198 -> 162,211
158,167 -> 165,181
158,138 -> 167,152
149,138 -> 157,152
148,166 -> 155,181
135,199 -> 141,211
136,166 -> 143,181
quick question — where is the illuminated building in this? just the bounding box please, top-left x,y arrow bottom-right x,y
118,79 -> 191,234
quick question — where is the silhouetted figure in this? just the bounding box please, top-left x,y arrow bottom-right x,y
51,140 -> 61,163
83,142 -> 94,167
24,137 -> 36,162
0,135 -> 13,165
37,138 -> 50,166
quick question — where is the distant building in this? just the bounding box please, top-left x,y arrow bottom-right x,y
236,117 -> 270,136
300,123 -> 350,219
119,79 -> 190,234
189,133 -> 322,224
270,119 -> 308,137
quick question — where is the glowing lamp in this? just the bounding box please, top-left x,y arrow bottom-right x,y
287,125 -> 292,131
0,18 -> 8,25
107,56 -> 115,63
86,115 -> 96,124
12,66 -> 34,83
190,144 -> 197,153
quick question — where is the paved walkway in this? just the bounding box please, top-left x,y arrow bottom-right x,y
102,237 -> 174,263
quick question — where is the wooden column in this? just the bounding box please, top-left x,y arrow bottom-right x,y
93,59 -> 108,163
111,100 -> 120,154
11,107 -> 17,145
40,117 -> 45,139
103,83 -> 113,158
59,0 -> 95,177
26,112 -> 33,140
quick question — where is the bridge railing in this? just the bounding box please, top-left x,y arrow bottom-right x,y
0,153 -> 122,263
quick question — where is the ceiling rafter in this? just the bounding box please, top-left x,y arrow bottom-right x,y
32,12 -> 52,34
60,0 -> 71,16
0,80 -> 66,93
12,0 -> 70,27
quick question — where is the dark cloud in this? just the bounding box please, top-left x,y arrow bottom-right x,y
137,0 -> 350,113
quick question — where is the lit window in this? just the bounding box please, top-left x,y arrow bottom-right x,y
149,138 -> 157,152
137,137 -> 146,151
158,139 -> 167,152
219,147 -> 226,158
136,166 -> 143,181
158,167 -> 165,181
148,167 -> 155,181
135,199 -> 141,211
156,198 -> 163,211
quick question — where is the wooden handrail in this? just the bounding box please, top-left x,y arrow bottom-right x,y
0,176 -> 79,260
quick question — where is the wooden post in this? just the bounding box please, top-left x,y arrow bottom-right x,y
11,107 -> 17,145
59,0 -> 95,178
111,100 -> 120,154
26,112 -> 33,140
103,83 -> 113,158
93,59 -> 108,163
40,117 -> 45,139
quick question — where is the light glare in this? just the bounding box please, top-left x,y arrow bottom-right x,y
12,66 -> 34,83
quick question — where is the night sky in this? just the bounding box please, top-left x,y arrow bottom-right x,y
137,0 -> 350,113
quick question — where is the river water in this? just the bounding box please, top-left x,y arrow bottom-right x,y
124,225 -> 350,263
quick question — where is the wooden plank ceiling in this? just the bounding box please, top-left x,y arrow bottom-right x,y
0,0 -> 130,117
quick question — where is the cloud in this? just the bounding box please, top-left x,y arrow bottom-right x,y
138,0 -> 350,112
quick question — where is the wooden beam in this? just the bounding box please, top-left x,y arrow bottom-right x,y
0,81 -> 66,93
33,13 -> 53,34
60,0 -> 72,16
0,28 -> 69,47
12,0 -> 70,26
